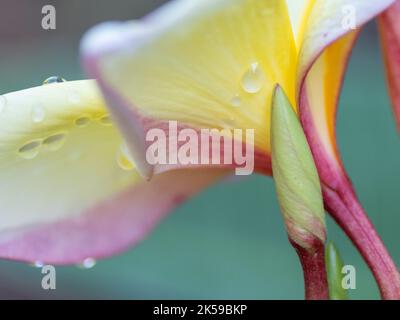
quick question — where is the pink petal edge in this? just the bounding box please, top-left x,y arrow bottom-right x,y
0,168 -> 227,265
80,2 -> 272,179
298,5 -> 400,296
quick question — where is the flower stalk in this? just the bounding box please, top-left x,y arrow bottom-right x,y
290,239 -> 328,300
299,86 -> 400,300
323,181 -> 400,300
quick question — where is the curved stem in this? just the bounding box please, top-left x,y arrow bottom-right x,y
323,180 -> 400,300
299,90 -> 400,299
290,239 -> 329,300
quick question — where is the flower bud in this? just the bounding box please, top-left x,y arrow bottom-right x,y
271,86 -> 326,251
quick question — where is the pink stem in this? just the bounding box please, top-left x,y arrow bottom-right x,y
300,88 -> 400,299
290,239 -> 329,300
323,179 -> 400,300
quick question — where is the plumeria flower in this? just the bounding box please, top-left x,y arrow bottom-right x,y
0,0 -> 398,299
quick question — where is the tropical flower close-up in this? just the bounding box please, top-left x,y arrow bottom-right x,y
0,0 -> 399,301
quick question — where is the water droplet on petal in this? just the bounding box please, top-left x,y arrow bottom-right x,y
79,257 -> 96,269
0,95 -> 7,113
43,133 -> 67,151
241,62 -> 264,94
230,94 -> 241,107
18,140 -> 41,159
117,143 -> 134,171
74,116 -> 91,127
43,76 -> 66,85
31,104 -> 46,123
99,115 -> 112,126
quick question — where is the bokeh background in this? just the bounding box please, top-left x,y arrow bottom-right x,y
0,0 -> 398,299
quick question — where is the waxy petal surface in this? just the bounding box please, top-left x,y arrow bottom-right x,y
298,1 -> 400,299
82,0 -> 298,178
298,0 -> 394,180
0,81 -> 227,264
298,0 -> 395,88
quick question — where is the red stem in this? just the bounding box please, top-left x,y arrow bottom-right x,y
290,239 -> 329,300
300,89 -> 400,299
323,179 -> 400,300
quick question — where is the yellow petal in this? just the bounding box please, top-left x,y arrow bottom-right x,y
285,0 -> 315,48
0,80 -> 135,231
298,1 -> 400,300
82,0 -> 395,180
0,80 -> 227,263
298,0 -> 394,168
81,0 -> 298,178
302,31 -> 358,163
298,0 -> 395,89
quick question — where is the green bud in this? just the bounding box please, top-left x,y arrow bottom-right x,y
271,86 -> 326,250
325,242 -> 348,300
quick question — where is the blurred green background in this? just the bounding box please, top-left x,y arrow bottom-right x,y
0,0 -> 398,299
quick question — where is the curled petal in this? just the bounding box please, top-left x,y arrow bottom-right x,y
81,0 -> 299,178
298,1 -> 394,234
298,0 -> 400,299
298,0 -> 395,90
0,81 -> 227,264
297,0 -> 395,208
285,0 -> 314,48
0,168 -> 226,265
300,32 -> 358,182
